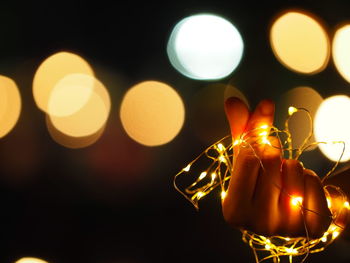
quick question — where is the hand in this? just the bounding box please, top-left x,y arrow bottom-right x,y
222,97 -> 334,238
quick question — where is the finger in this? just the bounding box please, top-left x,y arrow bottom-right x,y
278,160 -> 305,236
224,97 -> 250,140
245,99 -> 275,140
251,145 -> 282,236
222,144 -> 260,229
304,169 -> 332,238
325,186 -> 348,231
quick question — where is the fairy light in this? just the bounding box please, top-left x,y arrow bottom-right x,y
291,196 -> 303,207
217,143 -> 225,152
261,137 -> 271,145
221,191 -> 227,200
332,230 -> 340,239
233,139 -> 242,146
183,164 -> 191,172
259,131 -> 268,136
199,171 -> 207,180
288,106 -> 298,116
174,106 -> 348,263
219,155 -> 227,163
197,191 -> 205,199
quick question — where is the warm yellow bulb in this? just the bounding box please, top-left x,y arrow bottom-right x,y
327,198 -> 332,208
286,247 -> 298,254
344,201 -> 350,209
261,137 -> 271,146
199,171 -> 207,180
217,143 -> 225,152
288,106 -> 298,116
197,191 -> 205,198
219,155 -> 226,163
221,191 -> 227,200
183,164 -> 191,172
233,139 -> 242,146
265,244 -> 272,250
291,196 -> 303,206
332,231 -> 340,239
259,131 -> 268,136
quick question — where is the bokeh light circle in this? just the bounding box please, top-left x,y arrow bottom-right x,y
270,11 -> 330,74
120,81 -> 185,146
332,25 -> 350,83
48,73 -> 95,117
46,115 -> 106,149
50,77 -> 111,137
0,75 -> 21,138
167,13 -> 244,80
314,95 -> 350,162
33,51 -> 94,113
15,257 -> 48,263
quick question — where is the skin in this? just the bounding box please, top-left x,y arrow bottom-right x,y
221,97 -> 346,238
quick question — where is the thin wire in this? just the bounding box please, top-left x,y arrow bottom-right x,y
174,107 -> 348,262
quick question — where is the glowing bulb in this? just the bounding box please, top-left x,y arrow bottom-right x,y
259,131 -> 268,136
329,225 -> 337,232
221,191 -> 227,200
286,248 -> 298,254
197,191 -> 205,199
321,236 -> 327,242
288,106 -> 298,116
260,124 -> 268,129
183,164 -> 191,172
344,201 -> 350,209
332,231 -> 340,239
219,155 -> 226,163
285,237 -> 291,241
199,171 -> 207,180
233,139 -> 242,146
291,196 -> 303,206
261,137 -> 271,146
211,172 -> 217,180
167,13 -> 244,80
265,244 -> 272,250
217,143 -> 225,152
327,198 -> 332,208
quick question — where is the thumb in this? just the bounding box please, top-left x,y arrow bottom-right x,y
224,97 -> 250,140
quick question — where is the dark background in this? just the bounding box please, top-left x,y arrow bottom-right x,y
1,1 -> 350,263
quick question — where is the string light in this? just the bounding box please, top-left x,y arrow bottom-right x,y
174,106 -> 348,263
291,196 -> 303,207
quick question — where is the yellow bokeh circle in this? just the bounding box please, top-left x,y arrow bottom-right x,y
120,81 -> 185,146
